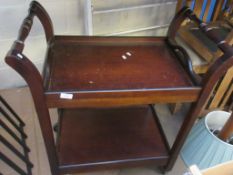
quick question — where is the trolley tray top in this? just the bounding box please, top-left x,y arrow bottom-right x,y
43,36 -> 201,108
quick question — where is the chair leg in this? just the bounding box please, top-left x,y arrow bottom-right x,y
53,123 -> 58,132
169,103 -> 182,115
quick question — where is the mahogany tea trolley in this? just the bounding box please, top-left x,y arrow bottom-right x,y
5,1 -> 233,175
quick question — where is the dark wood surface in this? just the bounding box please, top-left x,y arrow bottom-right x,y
57,105 -> 169,173
44,36 -> 201,108
45,36 -> 194,91
5,2 -> 233,174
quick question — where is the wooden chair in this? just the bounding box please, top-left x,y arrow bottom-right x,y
4,1 -> 233,174
178,0 -> 233,73
176,0 -> 232,22
173,0 -> 233,114
0,95 -> 33,175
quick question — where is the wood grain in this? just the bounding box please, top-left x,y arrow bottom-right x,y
57,105 -> 169,174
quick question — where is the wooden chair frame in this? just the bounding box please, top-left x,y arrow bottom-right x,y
4,1 -> 233,174
176,0 -> 233,114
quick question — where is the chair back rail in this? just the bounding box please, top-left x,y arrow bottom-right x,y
167,7 -> 232,85
0,96 -> 33,175
0,96 -> 25,126
176,0 -> 232,22
172,4 -> 233,112
168,7 -> 232,53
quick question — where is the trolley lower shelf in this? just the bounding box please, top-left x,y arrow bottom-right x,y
57,105 -> 170,173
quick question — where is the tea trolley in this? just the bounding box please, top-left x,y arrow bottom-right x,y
5,1 -> 233,175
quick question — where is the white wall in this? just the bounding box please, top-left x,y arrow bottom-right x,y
0,0 -> 176,90
0,0 -> 86,89
92,0 -> 177,36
